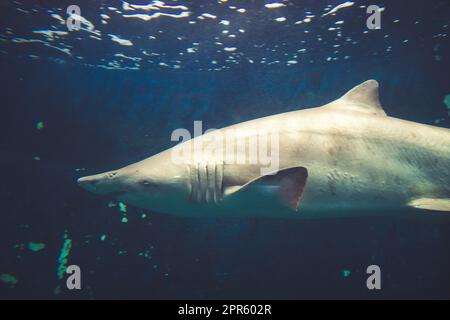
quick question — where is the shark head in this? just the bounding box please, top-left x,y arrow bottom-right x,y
77,151 -> 192,213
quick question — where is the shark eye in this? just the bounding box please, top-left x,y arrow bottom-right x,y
140,180 -> 160,192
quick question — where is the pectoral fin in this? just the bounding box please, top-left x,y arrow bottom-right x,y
224,166 -> 308,210
408,198 -> 450,212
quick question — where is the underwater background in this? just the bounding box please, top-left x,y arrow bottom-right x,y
0,0 -> 450,299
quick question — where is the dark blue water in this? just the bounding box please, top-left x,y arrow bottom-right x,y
0,0 -> 449,299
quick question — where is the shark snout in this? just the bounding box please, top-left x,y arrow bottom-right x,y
77,170 -> 122,195
77,174 -> 102,194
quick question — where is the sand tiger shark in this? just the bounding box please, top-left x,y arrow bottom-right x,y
77,80 -> 450,218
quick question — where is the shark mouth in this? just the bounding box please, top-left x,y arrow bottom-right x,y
109,191 -> 127,198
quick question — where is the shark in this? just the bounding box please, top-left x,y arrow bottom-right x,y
77,80 -> 450,218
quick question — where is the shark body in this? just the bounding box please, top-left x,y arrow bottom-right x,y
78,80 -> 450,218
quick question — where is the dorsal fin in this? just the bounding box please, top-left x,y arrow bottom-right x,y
327,80 -> 387,116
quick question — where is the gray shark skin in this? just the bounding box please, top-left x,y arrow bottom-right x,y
78,80 -> 450,218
